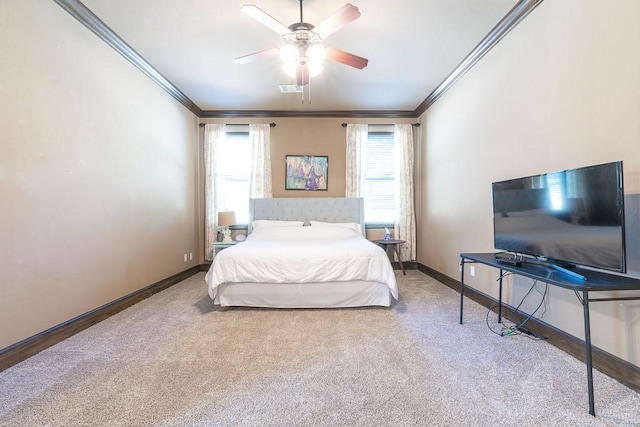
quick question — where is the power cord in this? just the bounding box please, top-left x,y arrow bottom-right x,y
513,281 -> 548,336
484,307 -> 525,337
485,279 -> 549,340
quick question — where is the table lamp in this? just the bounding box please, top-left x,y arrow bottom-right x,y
217,211 -> 236,242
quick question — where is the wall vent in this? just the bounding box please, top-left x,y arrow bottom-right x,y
279,84 -> 304,93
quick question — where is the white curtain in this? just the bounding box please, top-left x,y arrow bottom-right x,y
346,123 -> 416,261
345,124 -> 368,197
394,124 -> 416,262
249,124 -> 273,198
204,124 -> 226,261
204,123 -> 272,260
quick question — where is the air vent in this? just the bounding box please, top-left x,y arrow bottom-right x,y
279,84 -> 304,93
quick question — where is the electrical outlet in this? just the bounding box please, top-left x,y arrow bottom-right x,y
183,253 -> 188,262
470,266 -> 476,276
189,253 -> 193,260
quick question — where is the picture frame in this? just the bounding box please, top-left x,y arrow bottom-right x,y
285,155 -> 328,191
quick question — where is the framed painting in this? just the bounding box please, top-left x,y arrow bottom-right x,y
285,155 -> 328,191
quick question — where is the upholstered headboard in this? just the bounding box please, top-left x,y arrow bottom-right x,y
249,197 -> 365,236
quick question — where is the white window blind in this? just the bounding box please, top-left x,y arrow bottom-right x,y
364,131 -> 396,223
219,131 -> 251,223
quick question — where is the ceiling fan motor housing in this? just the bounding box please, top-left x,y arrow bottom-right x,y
282,25 -> 324,66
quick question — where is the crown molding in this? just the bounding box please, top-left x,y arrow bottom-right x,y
53,0 -> 203,117
199,109 -> 417,119
414,0 -> 544,117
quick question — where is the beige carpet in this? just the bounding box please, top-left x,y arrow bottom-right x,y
1,271 -> 639,426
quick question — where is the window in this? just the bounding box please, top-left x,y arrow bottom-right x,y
218,131 -> 251,224
363,131 -> 396,223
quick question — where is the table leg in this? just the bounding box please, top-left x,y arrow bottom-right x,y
498,269 -> 504,323
582,290 -> 595,416
394,245 -> 406,275
460,258 -> 466,324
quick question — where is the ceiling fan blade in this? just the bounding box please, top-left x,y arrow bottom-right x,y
326,47 -> 368,69
312,3 -> 361,39
241,4 -> 291,36
296,64 -> 310,86
234,47 -> 279,64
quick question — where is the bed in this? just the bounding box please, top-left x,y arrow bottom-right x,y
205,197 -> 398,308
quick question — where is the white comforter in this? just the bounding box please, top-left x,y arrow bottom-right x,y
205,225 -> 398,300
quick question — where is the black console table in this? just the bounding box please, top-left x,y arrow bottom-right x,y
459,252 -> 640,417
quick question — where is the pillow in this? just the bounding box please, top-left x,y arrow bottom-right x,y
310,221 -> 363,234
248,225 -> 359,241
251,220 -> 304,231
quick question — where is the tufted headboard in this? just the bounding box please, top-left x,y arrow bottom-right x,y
249,197 -> 365,236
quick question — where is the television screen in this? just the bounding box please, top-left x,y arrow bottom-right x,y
492,161 -> 626,272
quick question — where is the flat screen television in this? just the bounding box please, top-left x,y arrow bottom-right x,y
492,161 -> 626,273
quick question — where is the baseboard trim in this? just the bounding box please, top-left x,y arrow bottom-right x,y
0,266 -> 201,372
392,261 -> 418,271
417,263 -> 640,393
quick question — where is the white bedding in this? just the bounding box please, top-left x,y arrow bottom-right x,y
205,225 -> 398,302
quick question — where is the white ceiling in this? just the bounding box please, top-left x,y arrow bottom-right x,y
78,0 -> 518,114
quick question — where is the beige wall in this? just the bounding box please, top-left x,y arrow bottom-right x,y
272,118 -> 346,198
0,1 -> 199,349
417,0 -> 640,366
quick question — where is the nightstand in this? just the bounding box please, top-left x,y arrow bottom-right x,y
372,239 -> 406,275
212,241 -> 240,259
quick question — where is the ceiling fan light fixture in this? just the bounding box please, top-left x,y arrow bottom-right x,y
282,63 -> 298,77
279,44 -> 298,64
280,40 -> 325,79
308,63 -> 323,77
307,44 -> 326,65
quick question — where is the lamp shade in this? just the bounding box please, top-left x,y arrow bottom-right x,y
217,211 -> 236,227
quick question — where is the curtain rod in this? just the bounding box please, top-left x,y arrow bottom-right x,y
199,123 -> 276,128
341,123 -> 420,128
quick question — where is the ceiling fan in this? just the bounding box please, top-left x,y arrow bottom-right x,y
235,1 -> 368,87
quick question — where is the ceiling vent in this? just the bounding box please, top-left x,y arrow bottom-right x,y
279,84 -> 304,93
